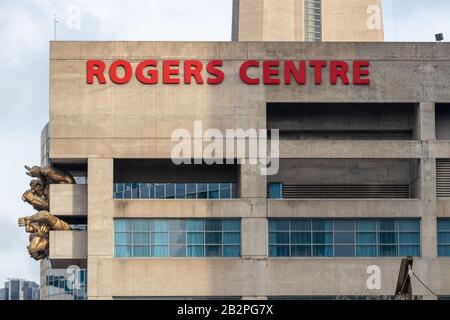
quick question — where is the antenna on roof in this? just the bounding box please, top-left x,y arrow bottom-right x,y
53,15 -> 58,41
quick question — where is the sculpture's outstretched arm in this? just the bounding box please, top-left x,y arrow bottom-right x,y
21,190 -> 49,211
18,211 -> 71,231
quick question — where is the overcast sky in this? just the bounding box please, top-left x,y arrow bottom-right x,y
0,0 -> 449,286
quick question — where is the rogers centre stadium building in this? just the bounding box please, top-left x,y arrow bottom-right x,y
39,0 -> 450,300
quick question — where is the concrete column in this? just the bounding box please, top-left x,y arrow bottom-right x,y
418,103 -> 437,261
238,163 -> 267,258
239,163 -> 267,199
242,218 -> 268,258
239,163 -> 269,298
421,158 -> 437,260
87,158 -> 114,299
418,102 -> 436,141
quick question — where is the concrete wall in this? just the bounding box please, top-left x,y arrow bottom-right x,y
114,159 -> 238,183
267,103 -> 417,135
233,0 -> 384,41
49,231 -> 87,261
50,184 -> 87,216
322,0 -> 384,42
269,158 -> 418,185
48,41 -> 450,299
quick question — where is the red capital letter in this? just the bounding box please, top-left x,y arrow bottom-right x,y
353,61 -> 370,85
309,60 -> 327,85
184,60 -> 204,84
284,61 -> 306,85
163,60 -> 180,84
240,60 -> 260,85
87,60 -> 106,84
206,60 -> 224,84
136,60 -> 158,84
263,60 -> 280,85
109,60 -> 132,84
330,61 -> 349,85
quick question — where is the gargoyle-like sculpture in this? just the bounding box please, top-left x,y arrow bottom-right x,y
25,165 -> 76,184
22,189 -> 49,211
18,211 -> 71,261
20,165 -> 75,260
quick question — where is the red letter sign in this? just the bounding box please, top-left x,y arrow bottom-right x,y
206,60 -> 224,84
163,60 -> 180,84
86,60 -> 106,84
353,61 -> 370,85
136,60 -> 158,84
240,60 -> 260,85
263,60 -> 280,85
330,61 -> 350,85
184,60 -> 204,84
284,61 -> 306,85
109,60 -> 132,84
309,60 -> 327,85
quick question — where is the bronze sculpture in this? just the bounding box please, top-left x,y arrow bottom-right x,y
19,165 -> 75,260
18,211 -> 71,261
22,189 -> 49,211
25,165 -> 76,184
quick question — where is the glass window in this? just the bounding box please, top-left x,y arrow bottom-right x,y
113,183 -> 236,199
224,219 -> 240,231
223,246 -> 240,257
312,220 -> 333,231
168,219 -> 186,232
291,219 -> 311,231
268,183 -> 283,199
206,219 -> 222,231
334,220 -> 354,231
438,218 -> 450,257
187,219 -> 204,232
269,219 -> 289,231
334,245 -> 355,257
115,219 -> 240,258
356,219 -> 376,231
268,219 -> 420,258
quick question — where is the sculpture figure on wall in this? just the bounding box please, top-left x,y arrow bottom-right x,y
19,165 -> 75,260
18,211 -> 71,261
25,165 -> 76,184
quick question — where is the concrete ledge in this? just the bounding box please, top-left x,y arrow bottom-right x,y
437,200 -> 450,217
279,140 -> 423,158
49,139 -> 427,160
49,230 -> 87,261
430,141 -> 450,158
114,199 -> 265,218
50,184 -> 87,216
268,199 -> 423,217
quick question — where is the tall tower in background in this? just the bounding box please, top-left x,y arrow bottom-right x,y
232,0 -> 384,41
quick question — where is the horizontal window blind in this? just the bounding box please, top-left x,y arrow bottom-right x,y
268,184 -> 410,199
437,159 -> 450,197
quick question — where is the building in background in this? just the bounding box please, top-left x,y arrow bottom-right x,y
232,0 -> 384,41
0,287 -> 8,300
0,279 -> 39,300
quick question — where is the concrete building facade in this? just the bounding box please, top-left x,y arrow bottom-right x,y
232,0 -> 384,41
42,41 -> 450,300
